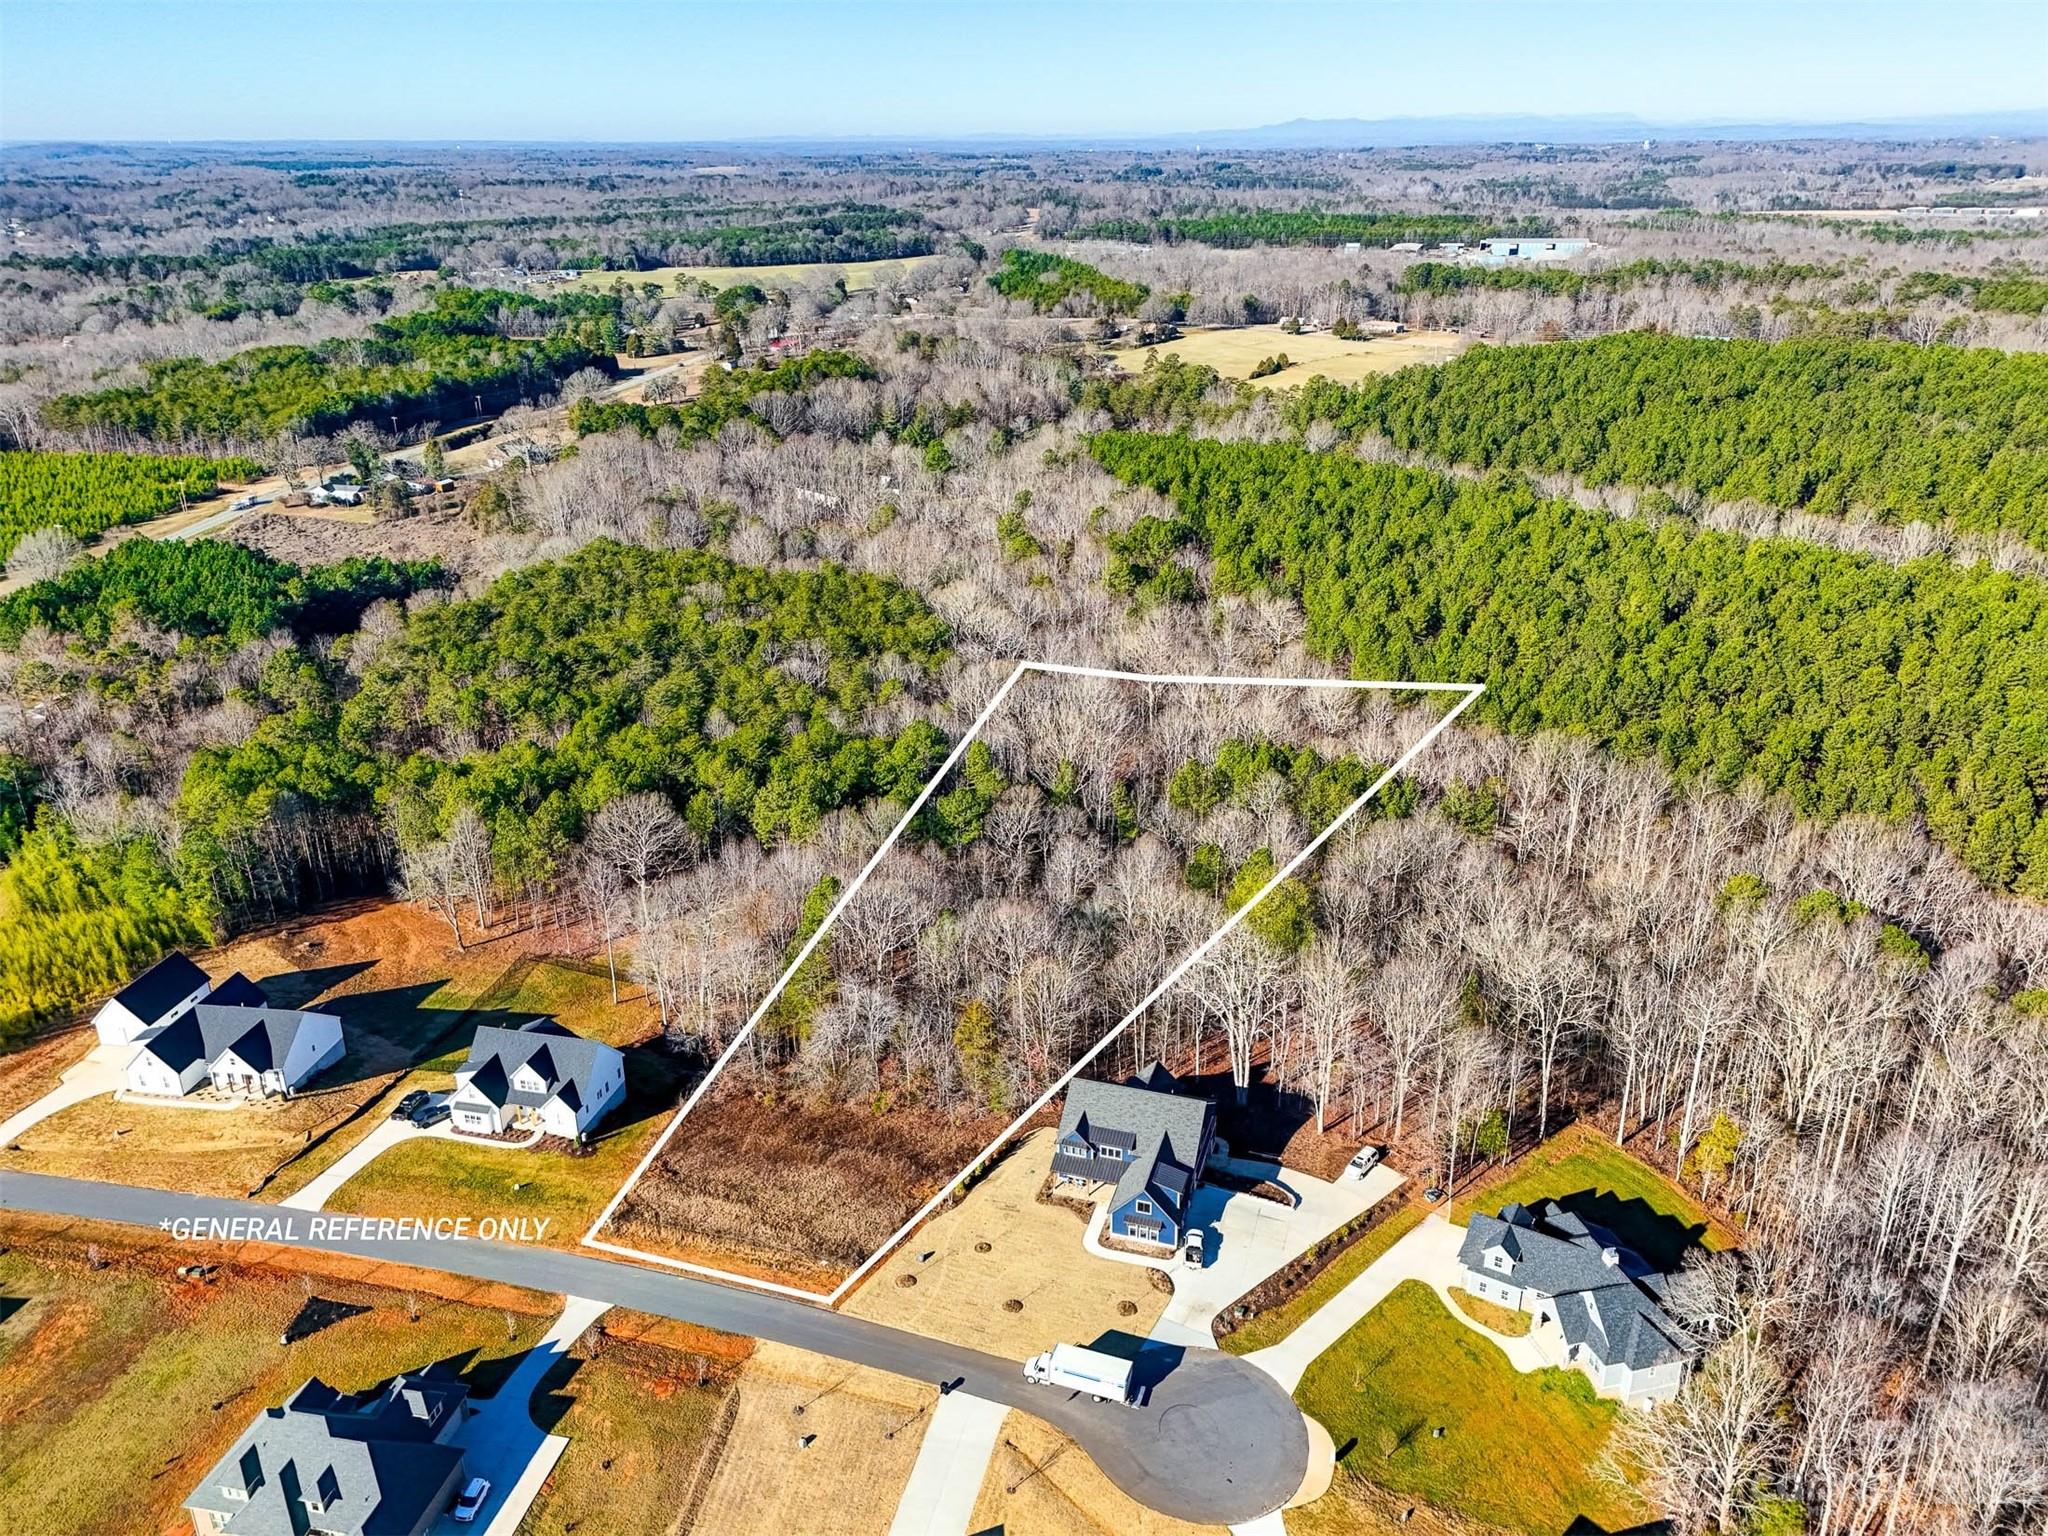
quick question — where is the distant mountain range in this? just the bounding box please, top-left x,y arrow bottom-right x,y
711,109 -> 2048,152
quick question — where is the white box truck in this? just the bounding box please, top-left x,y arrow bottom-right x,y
1022,1343 -> 1135,1405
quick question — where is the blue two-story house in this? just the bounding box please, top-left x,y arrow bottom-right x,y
1051,1064 -> 1216,1248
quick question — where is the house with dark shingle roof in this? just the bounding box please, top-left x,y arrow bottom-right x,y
93,950 -> 212,1045
449,1019 -> 625,1141
1457,1200 -> 1695,1405
186,1372 -> 469,1536
126,991 -> 345,1101
1051,1065 -> 1215,1248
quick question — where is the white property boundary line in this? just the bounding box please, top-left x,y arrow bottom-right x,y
582,662 -> 1484,1302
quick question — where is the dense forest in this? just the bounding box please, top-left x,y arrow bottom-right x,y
1076,209 -> 1501,246
0,450 -> 263,562
1090,432 -> 2048,895
569,349 -> 875,441
1290,334 -> 2048,547
986,248 -> 1150,314
40,287 -> 622,443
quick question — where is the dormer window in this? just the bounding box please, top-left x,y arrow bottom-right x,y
1098,1145 -> 1122,1160
1486,1249 -> 1512,1274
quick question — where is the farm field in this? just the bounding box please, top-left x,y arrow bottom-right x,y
1108,324 -> 1467,385
0,1223 -> 555,1536
1294,1280 -> 1652,1536
561,255 -> 942,295
843,1128 -> 1168,1356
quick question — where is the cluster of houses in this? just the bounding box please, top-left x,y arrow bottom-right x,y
96,952 -> 626,1142
1049,1061 -> 1692,1406
1387,236 -> 1596,265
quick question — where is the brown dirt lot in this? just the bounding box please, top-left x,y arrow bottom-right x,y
971,1412 -> 1227,1536
844,1128 -> 1167,1356
612,1079 -> 1012,1292
684,1340 -> 934,1536
0,1024 -> 94,1126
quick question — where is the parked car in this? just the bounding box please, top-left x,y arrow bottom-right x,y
409,1094 -> 451,1127
452,1477 -> 491,1522
1183,1228 -> 1205,1267
390,1090 -> 429,1121
1345,1146 -> 1382,1181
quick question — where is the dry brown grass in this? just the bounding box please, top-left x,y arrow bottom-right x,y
614,1080 -> 1009,1291
1286,1472 -> 1525,1536
0,1026 -> 94,1127
685,1341 -> 934,1536
1108,325 -> 1467,387
971,1411 -> 1227,1536
844,1128 -> 1168,1356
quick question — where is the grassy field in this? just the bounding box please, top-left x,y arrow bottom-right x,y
561,255 -> 941,296
523,1329 -> 735,1536
844,1129 -> 1167,1357
1451,1120 -> 1738,1267
1109,325 -> 1466,386
1219,1202 -> 1425,1355
0,1233 -> 554,1536
1295,1281 -> 1650,1536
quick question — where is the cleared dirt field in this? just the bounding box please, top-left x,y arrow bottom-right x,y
0,1222 -> 555,1536
972,1412 -> 1227,1536
0,899 -> 669,1203
684,1340 -> 934,1536
844,1128 -> 1167,1356
1109,325 -> 1467,386
612,1080 -> 1012,1292
561,255 -> 941,296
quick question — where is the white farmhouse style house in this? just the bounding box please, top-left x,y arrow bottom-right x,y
103,956 -> 346,1102
449,1020 -> 625,1141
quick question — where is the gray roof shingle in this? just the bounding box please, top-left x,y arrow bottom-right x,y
459,1020 -> 615,1110
1055,1067 -> 1213,1222
1459,1201 -> 1691,1371
186,1374 -> 467,1536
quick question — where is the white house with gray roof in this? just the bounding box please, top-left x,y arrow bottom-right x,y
1051,1064 -> 1215,1248
185,1372 -> 469,1536
448,1019 -> 625,1140
118,966 -> 344,1102
1458,1199 -> 1694,1405
93,949 -> 213,1045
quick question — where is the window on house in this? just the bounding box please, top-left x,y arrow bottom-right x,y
1134,1198 -> 1153,1215
1099,1146 -> 1122,1159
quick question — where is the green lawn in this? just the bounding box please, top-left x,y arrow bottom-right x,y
327,1039 -> 686,1245
0,1247 -> 552,1536
1296,1280 -> 1651,1536
1220,1203 -> 1425,1355
1454,1122 -> 1735,1270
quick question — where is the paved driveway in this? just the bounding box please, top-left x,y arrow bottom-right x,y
0,1171 -> 1307,1526
0,1042 -> 129,1147
435,1296 -> 610,1534
1152,1158 -> 1403,1349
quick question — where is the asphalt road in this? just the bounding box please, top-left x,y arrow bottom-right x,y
0,1170 -> 1307,1524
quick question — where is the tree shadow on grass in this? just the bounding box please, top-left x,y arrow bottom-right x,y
1565,1519 -> 1674,1536
253,961 -> 377,1011
1543,1190 -> 1707,1275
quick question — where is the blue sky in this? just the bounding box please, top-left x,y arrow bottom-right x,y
2,1 -> 2041,143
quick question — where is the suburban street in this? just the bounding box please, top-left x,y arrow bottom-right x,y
0,1169 -> 1308,1525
